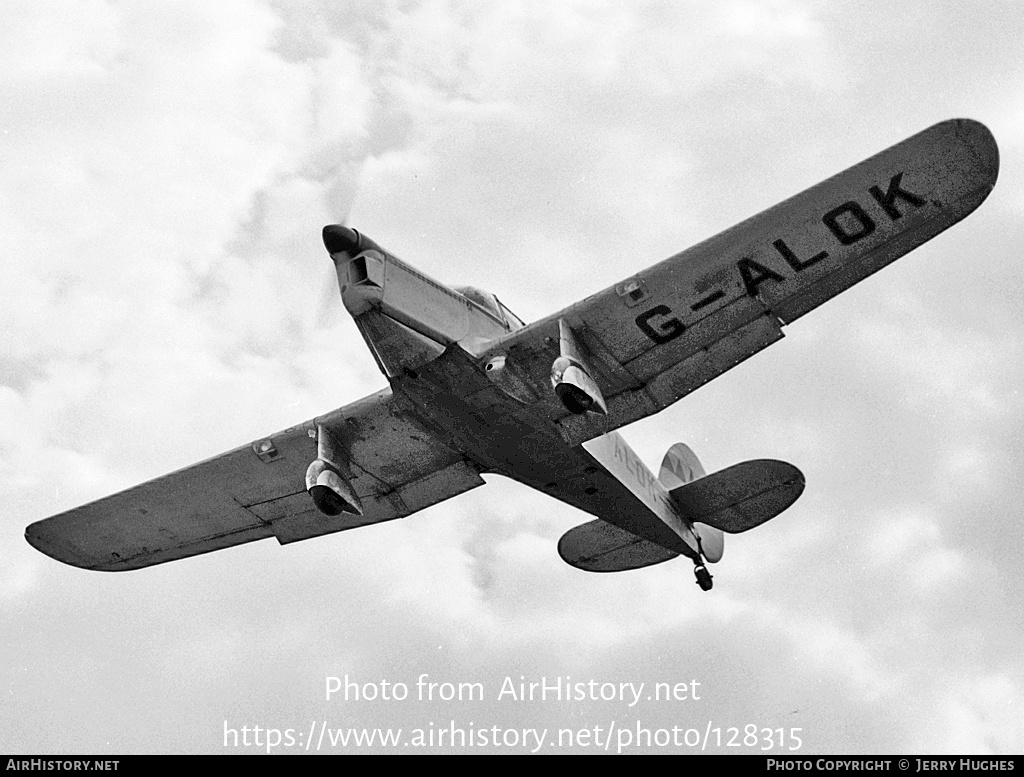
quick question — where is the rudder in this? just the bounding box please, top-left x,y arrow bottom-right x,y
659,443 -> 724,563
658,443 -> 705,488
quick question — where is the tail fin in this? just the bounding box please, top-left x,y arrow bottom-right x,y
658,444 -> 724,563
658,443 -> 706,487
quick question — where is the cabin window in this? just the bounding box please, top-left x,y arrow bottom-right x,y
455,286 -> 526,331
496,298 -> 525,331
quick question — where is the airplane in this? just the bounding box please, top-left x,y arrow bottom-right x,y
25,118 -> 999,591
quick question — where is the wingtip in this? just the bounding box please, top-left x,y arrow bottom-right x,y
951,118 -> 1000,185
24,517 -> 127,572
24,519 -> 94,570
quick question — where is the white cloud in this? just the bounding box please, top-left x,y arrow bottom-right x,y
0,0 -> 122,87
3,0 -> 1023,755
0,557 -> 40,601
782,613 -> 891,701
852,294 -> 1015,424
918,674 -> 1024,754
867,510 -> 968,593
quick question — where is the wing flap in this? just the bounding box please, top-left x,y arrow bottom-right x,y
558,519 -> 679,572
644,311 -> 784,411
271,460 -> 483,545
669,459 -> 804,533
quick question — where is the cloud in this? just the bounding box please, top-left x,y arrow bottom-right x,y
867,510 -> 968,593
3,0 -> 1023,755
918,674 -> 1024,754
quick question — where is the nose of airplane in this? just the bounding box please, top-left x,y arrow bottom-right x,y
322,224 -> 361,256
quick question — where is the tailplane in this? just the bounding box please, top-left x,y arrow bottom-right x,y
668,459 -> 804,534
557,520 -> 678,572
555,443 -> 803,583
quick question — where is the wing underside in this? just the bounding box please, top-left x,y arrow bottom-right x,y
479,119 -> 999,447
26,390 -> 483,571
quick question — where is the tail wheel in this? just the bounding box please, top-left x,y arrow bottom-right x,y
694,564 -> 713,591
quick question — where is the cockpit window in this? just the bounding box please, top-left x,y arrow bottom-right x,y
456,286 -> 501,318
454,286 -> 525,331
496,298 -> 525,331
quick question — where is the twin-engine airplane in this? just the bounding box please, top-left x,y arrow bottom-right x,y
26,119 -> 998,590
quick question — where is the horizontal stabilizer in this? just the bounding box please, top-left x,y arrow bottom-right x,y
558,519 -> 678,572
669,459 -> 804,533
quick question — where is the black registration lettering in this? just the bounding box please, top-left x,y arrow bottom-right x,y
636,305 -> 685,344
773,238 -> 827,271
869,172 -> 926,220
635,173 -> 923,346
737,258 -> 784,297
822,201 -> 876,245
690,289 -> 725,311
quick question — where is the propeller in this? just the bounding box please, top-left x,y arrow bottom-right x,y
315,224 -> 379,328
315,213 -> 362,329
313,163 -> 366,329
315,265 -> 341,330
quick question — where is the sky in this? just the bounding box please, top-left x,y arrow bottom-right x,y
2,0 -> 1023,755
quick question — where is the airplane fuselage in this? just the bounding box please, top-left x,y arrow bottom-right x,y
325,229 -> 703,561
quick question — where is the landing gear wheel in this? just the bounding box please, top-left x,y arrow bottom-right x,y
694,564 -> 713,591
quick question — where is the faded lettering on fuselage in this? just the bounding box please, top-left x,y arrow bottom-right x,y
611,434 -> 672,513
634,172 -> 926,344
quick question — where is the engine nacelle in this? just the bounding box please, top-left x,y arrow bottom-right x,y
305,459 -> 363,517
551,355 -> 607,415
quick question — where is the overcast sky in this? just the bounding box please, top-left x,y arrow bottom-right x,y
3,0 -> 1023,755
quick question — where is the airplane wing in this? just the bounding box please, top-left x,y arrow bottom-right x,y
480,118 -> 999,447
25,389 -> 484,571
